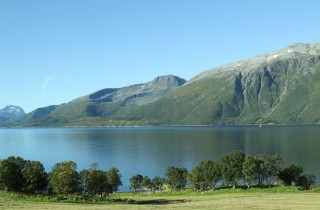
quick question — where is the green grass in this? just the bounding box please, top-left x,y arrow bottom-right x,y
1,187 -> 320,209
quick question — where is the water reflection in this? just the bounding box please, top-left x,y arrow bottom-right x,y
0,126 -> 320,191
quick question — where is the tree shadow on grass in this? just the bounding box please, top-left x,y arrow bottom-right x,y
134,199 -> 189,205
126,199 -> 189,205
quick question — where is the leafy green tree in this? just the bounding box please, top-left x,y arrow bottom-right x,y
0,156 -> 26,191
188,160 -> 221,191
129,174 -> 143,192
21,161 -> 47,194
258,154 -> 281,186
141,176 -> 151,191
278,163 -> 303,186
297,173 -> 316,190
79,165 -> 122,196
49,161 -> 79,195
165,166 -> 188,191
87,169 -> 108,196
79,169 -> 90,194
151,176 -> 165,192
242,156 -> 261,188
220,151 -> 245,188
106,167 -> 122,193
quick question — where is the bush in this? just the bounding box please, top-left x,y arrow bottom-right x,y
297,173 -> 316,190
278,163 -> 303,186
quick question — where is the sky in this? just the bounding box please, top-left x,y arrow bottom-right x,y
1,0 -> 320,113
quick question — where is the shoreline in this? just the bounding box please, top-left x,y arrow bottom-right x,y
2,123 -> 320,129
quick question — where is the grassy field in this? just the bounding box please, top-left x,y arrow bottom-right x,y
1,187 -> 320,210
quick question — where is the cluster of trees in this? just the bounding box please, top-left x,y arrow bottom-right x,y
0,157 -> 122,196
129,174 -> 165,192
130,151 -> 316,192
0,151 -> 316,196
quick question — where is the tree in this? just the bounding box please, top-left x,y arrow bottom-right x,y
49,161 -> 79,195
129,174 -> 143,192
106,167 -> 122,193
151,176 -> 165,192
297,173 -> 316,190
79,169 -> 90,194
242,156 -> 261,188
258,154 -> 281,186
141,176 -> 151,191
0,156 -> 26,191
165,166 -> 188,191
188,160 -> 221,191
21,161 -> 47,194
80,164 -> 121,197
278,163 -> 303,186
86,169 -> 108,196
220,151 -> 245,188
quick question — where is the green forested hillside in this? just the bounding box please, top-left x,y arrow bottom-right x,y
11,43 -> 320,126
111,43 -> 320,125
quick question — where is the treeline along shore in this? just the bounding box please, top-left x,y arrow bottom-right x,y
0,151 -> 316,199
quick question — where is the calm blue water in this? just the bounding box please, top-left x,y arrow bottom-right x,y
0,126 -> 320,191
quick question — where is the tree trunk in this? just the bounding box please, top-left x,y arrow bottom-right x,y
233,182 -> 237,189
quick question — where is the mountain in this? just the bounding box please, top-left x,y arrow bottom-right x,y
0,105 -> 26,126
14,105 -> 61,126
0,105 -> 25,119
13,75 -> 186,126
9,43 -> 320,126
88,75 -> 186,106
129,43 -> 320,125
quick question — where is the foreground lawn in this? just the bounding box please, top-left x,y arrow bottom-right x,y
1,187 -> 320,210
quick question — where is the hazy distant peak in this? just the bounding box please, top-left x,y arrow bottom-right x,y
0,105 -> 26,119
0,105 -> 25,114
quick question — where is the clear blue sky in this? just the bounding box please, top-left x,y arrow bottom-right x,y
1,0 -> 320,113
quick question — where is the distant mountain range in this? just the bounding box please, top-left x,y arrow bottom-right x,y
5,43 -> 320,127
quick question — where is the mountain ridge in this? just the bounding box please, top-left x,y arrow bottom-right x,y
6,42 -> 320,126
189,43 -> 320,83
12,75 -> 186,126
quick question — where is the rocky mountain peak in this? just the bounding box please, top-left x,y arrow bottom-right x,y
285,43 -> 320,55
152,75 -> 187,86
0,105 -> 26,119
